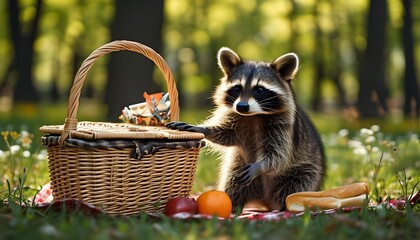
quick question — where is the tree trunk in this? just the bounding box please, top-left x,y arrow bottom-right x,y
8,0 -> 42,103
402,0 -> 420,117
328,22 -> 346,108
105,0 -> 164,121
311,2 -> 326,111
356,0 -> 389,118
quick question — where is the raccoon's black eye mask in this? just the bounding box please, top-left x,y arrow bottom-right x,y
227,85 -> 242,100
254,86 -> 267,96
230,85 -> 242,93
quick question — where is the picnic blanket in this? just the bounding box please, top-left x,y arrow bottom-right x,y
32,182 -> 419,220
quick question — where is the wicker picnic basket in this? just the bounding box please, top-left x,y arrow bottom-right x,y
39,40 -> 205,215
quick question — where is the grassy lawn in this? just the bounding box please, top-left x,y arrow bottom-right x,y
1,102 -> 419,239
1,207 -> 418,239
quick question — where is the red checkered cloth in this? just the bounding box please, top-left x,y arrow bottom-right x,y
32,182 -> 419,220
163,207 -> 360,220
33,182 -> 53,204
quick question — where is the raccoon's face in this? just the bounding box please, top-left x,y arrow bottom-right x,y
215,47 -> 299,116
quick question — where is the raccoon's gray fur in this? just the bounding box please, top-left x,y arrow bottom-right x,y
167,47 -> 326,211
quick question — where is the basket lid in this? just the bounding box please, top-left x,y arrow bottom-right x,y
40,121 -> 205,140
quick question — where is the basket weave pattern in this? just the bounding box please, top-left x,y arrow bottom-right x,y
47,145 -> 200,215
40,41 -> 204,215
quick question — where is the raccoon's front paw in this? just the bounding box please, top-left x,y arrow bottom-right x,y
233,162 -> 263,186
166,122 -> 210,136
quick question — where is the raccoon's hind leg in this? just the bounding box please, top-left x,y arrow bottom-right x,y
219,149 -> 264,212
224,175 -> 264,213
268,164 -> 323,211
166,122 -> 210,136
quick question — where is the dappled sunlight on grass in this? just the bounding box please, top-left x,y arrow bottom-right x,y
322,125 -> 419,203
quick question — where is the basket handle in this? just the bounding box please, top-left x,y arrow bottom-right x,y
59,40 -> 179,145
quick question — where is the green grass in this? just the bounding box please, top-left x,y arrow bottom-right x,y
1,203 -> 419,239
1,103 -> 420,239
1,208 -> 418,239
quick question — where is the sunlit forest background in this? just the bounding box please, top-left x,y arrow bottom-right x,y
0,0 -> 419,132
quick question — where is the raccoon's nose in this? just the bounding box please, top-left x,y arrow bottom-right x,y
236,102 -> 250,113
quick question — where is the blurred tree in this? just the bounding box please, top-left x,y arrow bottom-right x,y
356,0 -> 389,118
402,0 -> 419,117
311,1 -> 326,111
327,30 -> 346,109
105,0 -> 163,121
288,0 -> 299,53
6,0 -> 42,103
327,1 -> 347,109
0,0 -> 416,118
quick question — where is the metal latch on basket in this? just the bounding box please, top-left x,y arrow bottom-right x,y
131,140 -> 205,160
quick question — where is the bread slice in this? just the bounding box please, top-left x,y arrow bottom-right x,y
286,183 -> 369,212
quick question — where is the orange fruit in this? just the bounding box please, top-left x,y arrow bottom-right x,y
196,190 -> 232,218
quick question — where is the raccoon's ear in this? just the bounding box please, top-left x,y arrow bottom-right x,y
271,53 -> 299,81
217,47 -> 242,75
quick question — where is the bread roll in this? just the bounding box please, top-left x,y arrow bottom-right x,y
286,183 -> 369,212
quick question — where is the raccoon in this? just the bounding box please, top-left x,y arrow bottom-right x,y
167,47 -> 326,211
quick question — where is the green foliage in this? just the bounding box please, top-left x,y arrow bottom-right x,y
0,130 -> 49,210
323,125 -> 420,204
2,0 -> 418,112
0,205 -> 419,239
